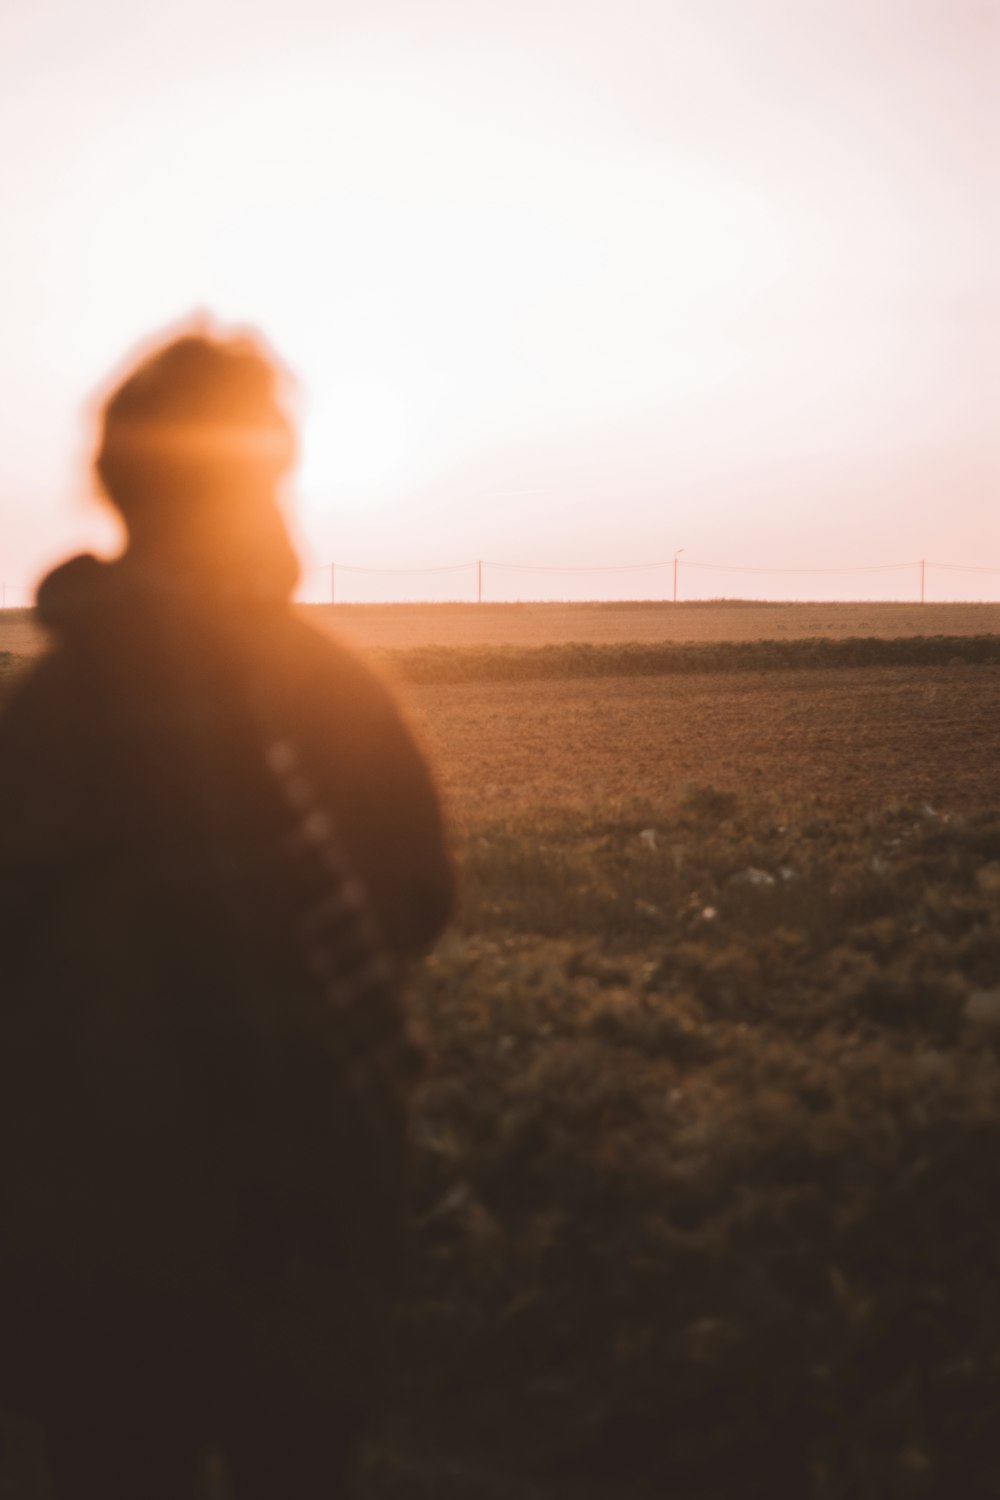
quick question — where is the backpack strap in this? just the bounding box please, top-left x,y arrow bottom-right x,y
261,734 -> 423,1092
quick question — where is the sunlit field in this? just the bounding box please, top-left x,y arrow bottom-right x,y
2,0 -> 993,1491
382,621 -> 1000,1498
389,792 -> 1000,1500
4,600 -> 1000,659
1,609 -> 999,1498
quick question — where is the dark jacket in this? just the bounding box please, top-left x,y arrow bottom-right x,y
0,552 -> 453,1413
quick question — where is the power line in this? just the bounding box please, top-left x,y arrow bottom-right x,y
680,561 -> 921,575
335,563 -> 476,575
485,560 -> 676,574
4,556 -> 1000,608
312,558 -> 999,579
302,562 -> 475,576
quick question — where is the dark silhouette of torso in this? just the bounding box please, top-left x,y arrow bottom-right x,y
0,550 -> 453,1422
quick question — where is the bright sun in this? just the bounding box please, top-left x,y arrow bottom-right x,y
298,374 -> 413,511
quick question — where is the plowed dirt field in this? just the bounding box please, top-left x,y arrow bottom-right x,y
405,665 -> 1000,822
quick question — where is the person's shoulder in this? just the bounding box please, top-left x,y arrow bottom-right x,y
264,610 -> 399,713
0,640 -> 83,739
2,553 -> 121,736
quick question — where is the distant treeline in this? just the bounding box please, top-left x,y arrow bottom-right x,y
380,634 -> 1000,683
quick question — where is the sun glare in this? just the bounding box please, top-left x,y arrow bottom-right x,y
298,374 -> 413,511
0,6 -> 991,591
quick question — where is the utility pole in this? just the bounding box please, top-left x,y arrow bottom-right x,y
673,548 -> 685,604
920,559 -> 925,604
477,559 -> 483,604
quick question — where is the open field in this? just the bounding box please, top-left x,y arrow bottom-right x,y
3,599 -> 1000,657
376,655 -> 1000,1498
1,622 -> 999,1498
384,787 -> 1000,1500
312,601 -> 1000,651
377,648 -> 1000,1500
403,665 -> 1000,826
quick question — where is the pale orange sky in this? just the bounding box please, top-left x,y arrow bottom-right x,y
0,0 -> 996,602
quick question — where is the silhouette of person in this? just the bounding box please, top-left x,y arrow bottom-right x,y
0,322 -> 454,1498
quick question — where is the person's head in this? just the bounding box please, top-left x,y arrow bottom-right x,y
94,320 -> 299,591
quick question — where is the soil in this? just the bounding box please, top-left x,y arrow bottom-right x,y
405,664 -> 1000,825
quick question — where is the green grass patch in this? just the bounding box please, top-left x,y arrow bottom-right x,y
5,636 -> 1000,693
380,635 -> 1000,683
373,792 -> 1000,1496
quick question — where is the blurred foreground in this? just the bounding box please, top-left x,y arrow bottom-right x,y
2,637 -> 998,1497
391,788 -> 1000,1498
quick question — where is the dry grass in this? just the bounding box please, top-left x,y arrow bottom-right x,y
0,613 -> 46,658
404,665 -> 1000,827
311,601 -> 1000,651
375,636 -> 1000,683
2,608 -> 1000,1498
376,791 -> 1000,1500
363,653 -> 1000,1498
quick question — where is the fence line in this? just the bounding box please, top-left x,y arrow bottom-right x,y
3,558 -> 1000,608
297,557 -> 1000,605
